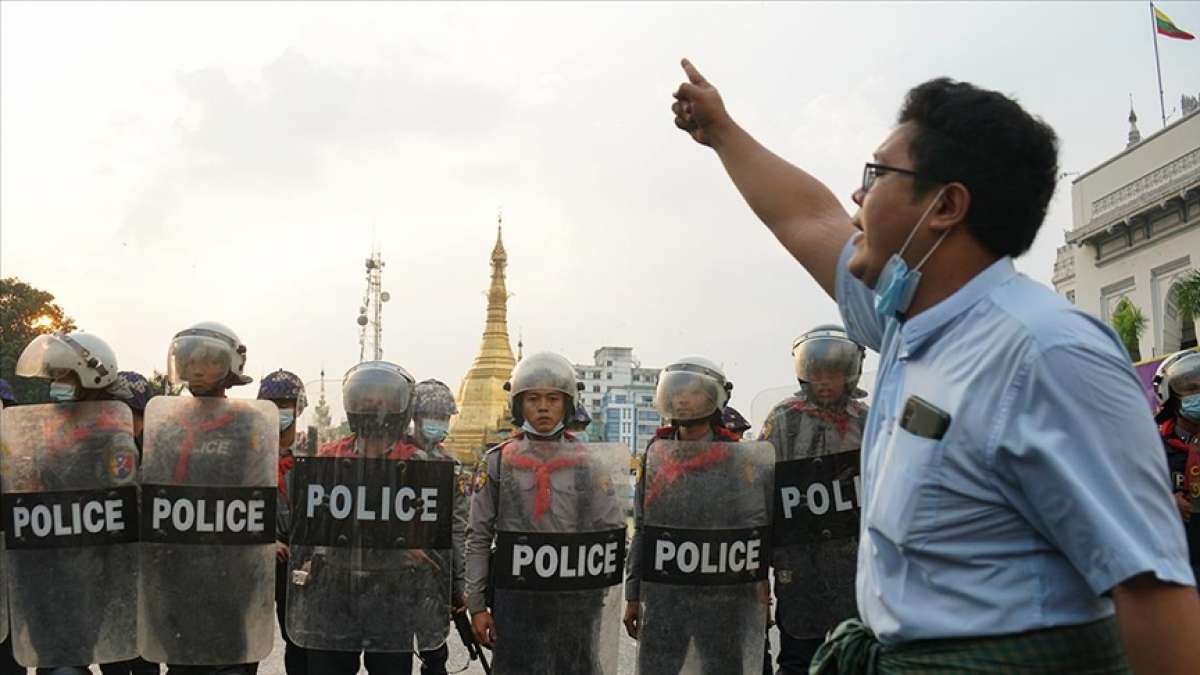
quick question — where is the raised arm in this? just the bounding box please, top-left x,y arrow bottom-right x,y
672,59 -> 854,298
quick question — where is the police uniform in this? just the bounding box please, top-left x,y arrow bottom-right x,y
15,403 -> 139,673
760,391 -> 866,670
626,425 -> 770,675
1162,418 -> 1200,584
301,434 -> 435,675
465,431 -> 621,674
140,404 -> 267,674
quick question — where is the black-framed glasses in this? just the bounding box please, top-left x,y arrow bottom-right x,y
861,162 -> 920,193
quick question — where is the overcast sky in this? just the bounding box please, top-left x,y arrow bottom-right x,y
3,1 -> 1198,427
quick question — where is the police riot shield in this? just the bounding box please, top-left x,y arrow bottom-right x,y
1,402 -> 140,667
0,537 -> 7,643
636,440 -> 773,675
286,452 -> 455,652
762,395 -> 864,640
138,396 -> 278,665
490,440 -> 628,675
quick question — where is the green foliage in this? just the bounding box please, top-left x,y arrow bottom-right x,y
0,277 -> 77,404
321,419 -> 350,444
1110,297 -> 1146,361
149,370 -> 173,397
1171,270 -> 1200,321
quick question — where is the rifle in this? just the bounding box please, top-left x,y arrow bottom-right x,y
453,610 -> 492,675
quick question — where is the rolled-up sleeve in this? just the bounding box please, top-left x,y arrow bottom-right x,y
835,234 -> 884,353
990,344 -> 1195,595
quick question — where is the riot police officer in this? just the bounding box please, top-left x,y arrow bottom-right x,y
9,332 -> 139,673
409,379 -> 469,675
1155,350 -> 1200,586
291,362 -> 452,674
141,321 -> 275,673
467,352 -> 626,674
257,369 -> 309,675
760,325 -> 868,673
624,356 -> 773,675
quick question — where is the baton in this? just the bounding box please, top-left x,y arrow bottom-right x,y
453,611 -> 492,675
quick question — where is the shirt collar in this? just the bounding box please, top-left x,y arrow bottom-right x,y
898,256 -> 1018,359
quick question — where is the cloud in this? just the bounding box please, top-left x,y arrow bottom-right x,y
173,49 -> 517,185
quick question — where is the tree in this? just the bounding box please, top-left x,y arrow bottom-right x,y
1110,297 -> 1146,361
321,419 -> 350,445
0,277 -> 77,404
149,370 -> 173,397
1171,270 -> 1200,321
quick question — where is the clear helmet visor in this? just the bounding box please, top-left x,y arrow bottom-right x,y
343,364 -> 414,418
1167,353 -> 1200,399
654,370 -> 724,421
15,334 -> 78,381
167,335 -> 234,390
793,336 -> 862,384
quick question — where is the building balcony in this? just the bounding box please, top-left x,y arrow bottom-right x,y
1052,245 -> 1076,285
1068,149 -> 1200,245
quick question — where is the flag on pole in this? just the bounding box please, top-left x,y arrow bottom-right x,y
1155,5 -> 1195,40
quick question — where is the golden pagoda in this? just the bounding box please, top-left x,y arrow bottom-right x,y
445,222 -> 516,462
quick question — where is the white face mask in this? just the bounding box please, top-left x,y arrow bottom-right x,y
48,381 -> 77,402
521,419 -> 564,438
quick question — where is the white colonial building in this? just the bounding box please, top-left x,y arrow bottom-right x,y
1053,105 -> 1200,358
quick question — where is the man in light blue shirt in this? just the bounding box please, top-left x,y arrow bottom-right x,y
670,60 -> 1200,673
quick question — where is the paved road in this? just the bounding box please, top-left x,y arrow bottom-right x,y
257,618 -> 782,674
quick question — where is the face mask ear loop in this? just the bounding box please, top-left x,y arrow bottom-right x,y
906,187 -> 950,271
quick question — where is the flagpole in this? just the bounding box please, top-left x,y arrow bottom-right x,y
1151,1 -> 1167,128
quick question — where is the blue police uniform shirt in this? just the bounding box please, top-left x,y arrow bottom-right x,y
835,235 -> 1193,644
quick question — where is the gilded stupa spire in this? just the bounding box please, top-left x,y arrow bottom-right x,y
445,214 -> 517,461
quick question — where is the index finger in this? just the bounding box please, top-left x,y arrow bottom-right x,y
681,58 -> 708,86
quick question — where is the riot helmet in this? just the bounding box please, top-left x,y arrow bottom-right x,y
258,369 -> 307,434
343,361 -> 416,439
167,322 -> 252,393
505,352 -> 580,427
16,331 -> 131,402
1157,351 -> 1200,423
414,379 -> 458,419
792,324 -> 865,406
722,405 -> 751,436
118,371 -> 155,413
414,378 -> 458,446
654,356 -> 731,425
566,403 -> 592,432
1155,350 -> 1199,405
17,332 -> 119,389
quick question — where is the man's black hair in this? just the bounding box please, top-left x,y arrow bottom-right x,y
899,78 -> 1059,258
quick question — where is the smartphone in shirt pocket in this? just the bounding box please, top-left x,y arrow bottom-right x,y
900,395 -> 951,441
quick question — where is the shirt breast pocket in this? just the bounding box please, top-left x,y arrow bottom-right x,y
866,425 -> 945,544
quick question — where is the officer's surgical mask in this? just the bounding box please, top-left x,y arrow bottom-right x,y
278,408 -> 295,431
522,419 -> 564,438
1181,394 -> 1200,422
421,420 -> 450,444
48,381 -> 77,402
